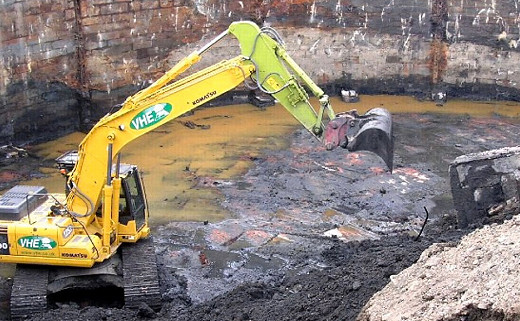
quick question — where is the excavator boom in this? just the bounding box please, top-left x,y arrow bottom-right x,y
67,55 -> 257,220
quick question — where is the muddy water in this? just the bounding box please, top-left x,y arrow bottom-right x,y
24,104 -> 299,225
17,95 -> 520,227
351,95 -> 520,117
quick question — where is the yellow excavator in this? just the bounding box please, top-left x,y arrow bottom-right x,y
0,21 -> 393,317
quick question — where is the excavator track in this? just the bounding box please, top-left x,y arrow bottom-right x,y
122,236 -> 162,310
10,265 -> 49,320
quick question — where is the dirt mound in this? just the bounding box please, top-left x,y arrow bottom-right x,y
359,216 -> 520,321
170,223 -> 465,321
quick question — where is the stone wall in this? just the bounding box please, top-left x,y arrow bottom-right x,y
0,0 -> 79,143
444,1 -> 520,100
1,0 -> 520,144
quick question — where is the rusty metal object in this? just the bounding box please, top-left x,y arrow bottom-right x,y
199,251 -> 209,266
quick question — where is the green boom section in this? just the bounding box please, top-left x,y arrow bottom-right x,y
228,21 -> 330,137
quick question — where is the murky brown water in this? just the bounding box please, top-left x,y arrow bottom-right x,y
23,103 -> 299,225
15,95 -> 520,227
351,95 -> 520,117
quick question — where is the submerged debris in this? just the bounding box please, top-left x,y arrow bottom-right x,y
341,89 -> 360,103
180,120 -> 211,129
0,145 -> 28,165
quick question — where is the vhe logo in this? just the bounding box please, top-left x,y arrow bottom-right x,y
18,236 -> 57,250
130,103 -> 173,130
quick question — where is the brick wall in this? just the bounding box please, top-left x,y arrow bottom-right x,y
0,0 -> 77,87
0,0 -> 79,143
1,0 -> 520,144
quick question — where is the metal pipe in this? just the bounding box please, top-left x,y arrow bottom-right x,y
115,153 -> 121,178
107,143 -> 113,186
197,30 -> 228,55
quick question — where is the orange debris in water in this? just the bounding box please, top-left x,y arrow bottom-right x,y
345,153 -> 364,166
208,229 -> 231,244
369,167 -> 386,175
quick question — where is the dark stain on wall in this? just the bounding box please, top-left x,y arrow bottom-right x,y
429,0 -> 448,85
4,81 -> 81,144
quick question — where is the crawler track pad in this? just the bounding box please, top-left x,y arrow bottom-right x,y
10,265 -> 48,320
122,237 -> 162,311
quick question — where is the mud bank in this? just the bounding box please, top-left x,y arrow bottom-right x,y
1,106 -> 520,320
3,114 -> 518,319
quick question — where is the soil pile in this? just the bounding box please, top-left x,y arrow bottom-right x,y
359,216 -> 520,321
170,224 -> 466,321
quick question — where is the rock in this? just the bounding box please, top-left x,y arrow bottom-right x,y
137,302 -> 157,319
449,146 -> 520,228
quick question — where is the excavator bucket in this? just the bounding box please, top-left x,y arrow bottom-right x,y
324,108 -> 393,171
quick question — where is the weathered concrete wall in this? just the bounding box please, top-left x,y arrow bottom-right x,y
1,0 -> 520,144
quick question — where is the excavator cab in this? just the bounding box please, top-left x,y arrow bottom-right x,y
56,151 -> 148,229
117,165 -> 147,228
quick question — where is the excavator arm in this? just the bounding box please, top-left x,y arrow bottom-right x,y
227,21 -> 393,164
229,22 -> 333,136
66,20 -> 393,228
